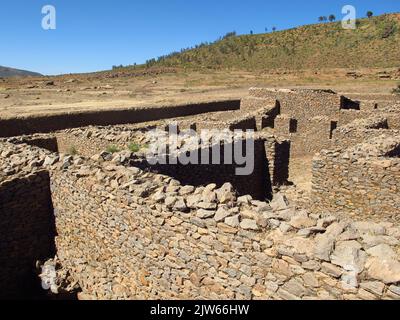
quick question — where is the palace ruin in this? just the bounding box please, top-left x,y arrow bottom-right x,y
0,88 -> 399,300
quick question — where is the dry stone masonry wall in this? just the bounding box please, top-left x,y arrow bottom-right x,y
312,135 -> 400,221
0,89 -> 399,300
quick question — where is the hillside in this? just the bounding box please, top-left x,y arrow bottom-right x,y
142,13 -> 400,71
0,66 -> 42,78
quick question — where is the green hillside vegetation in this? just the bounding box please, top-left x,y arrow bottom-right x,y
138,13 -> 400,71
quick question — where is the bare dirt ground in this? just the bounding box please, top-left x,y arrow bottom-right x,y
0,67 -> 399,118
289,156 -> 314,193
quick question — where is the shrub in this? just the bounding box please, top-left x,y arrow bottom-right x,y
380,22 -> 397,38
106,145 -> 120,154
128,143 -> 141,153
66,146 -> 78,156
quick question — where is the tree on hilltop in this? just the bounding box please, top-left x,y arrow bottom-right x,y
329,14 -> 336,22
367,11 -> 374,18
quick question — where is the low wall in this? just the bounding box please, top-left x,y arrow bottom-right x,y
247,88 -> 345,123
0,140 -> 399,300
50,165 -> 400,300
229,116 -> 257,132
9,135 -> 59,153
312,136 -> 400,221
274,115 -> 333,157
0,171 -> 56,299
130,139 -> 272,201
0,100 -> 241,137
264,135 -> 290,186
332,117 -> 392,150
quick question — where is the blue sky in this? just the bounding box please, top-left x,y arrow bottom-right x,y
1,0 -> 399,75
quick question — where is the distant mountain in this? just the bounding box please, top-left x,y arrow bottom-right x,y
0,66 -> 42,78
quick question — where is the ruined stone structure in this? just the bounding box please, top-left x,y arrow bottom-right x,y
0,91 -> 399,300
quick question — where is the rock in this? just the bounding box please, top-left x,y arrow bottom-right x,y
197,202 -> 217,210
165,196 -> 177,208
275,208 -> 297,221
237,195 -> 252,205
366,244 -> 397,260
314,222 -> 346,261
283,237 -> 315,258
317,216 -> 338,228
321,262 -> 343,278
302,260 -> 321,271
330,241 -> 366,272
204,183 -> 217,192
216,183 -> 236,203
277,288 -> 300,300
240,209 -> 258,220
366,258 -> 400,284
270,193 -> 289,211
289,216 -> 316,229
152,191 -> 166,203
302,273 -> 319,288
179,185 -> 195,196
314,236 -> 335,261
214,207 -> 231,222
279,222 -> 294,234
357,288 -> 378,300
282,278 -> 308,297
224,215 -> 240,228
388,285 -> 400,296
201,189 -> 217,203
352,221 -> 386,236
240,275 -> 256,287
196,209 -> 215,219
240,219 -> 259,231
268,219 -> 281,228
44,155 -> 59,166
173,199 -> 188,212
251,200 -> 272,213
360,282 -> 385,296
361,234 -> 399,249
61,156 -> 73,170
272,259 -> 293,278
100,151 -> 113,161
186,194 -> 201,208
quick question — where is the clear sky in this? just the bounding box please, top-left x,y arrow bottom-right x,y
1,0 -> 399,75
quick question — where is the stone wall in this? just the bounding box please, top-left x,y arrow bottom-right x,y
228,116 -> 257,132
247,88 -> 346,121
312,135 -> 400,221
244,88 -> 366,157
50,165 -> 400,300
0,170 -> 56,299
0,100 -> 241,137
263,134 -> 290,186
332,116 -> 394,150
128,138 -> 272,201
7,134 -> 59,153
0,141 -> 399,300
